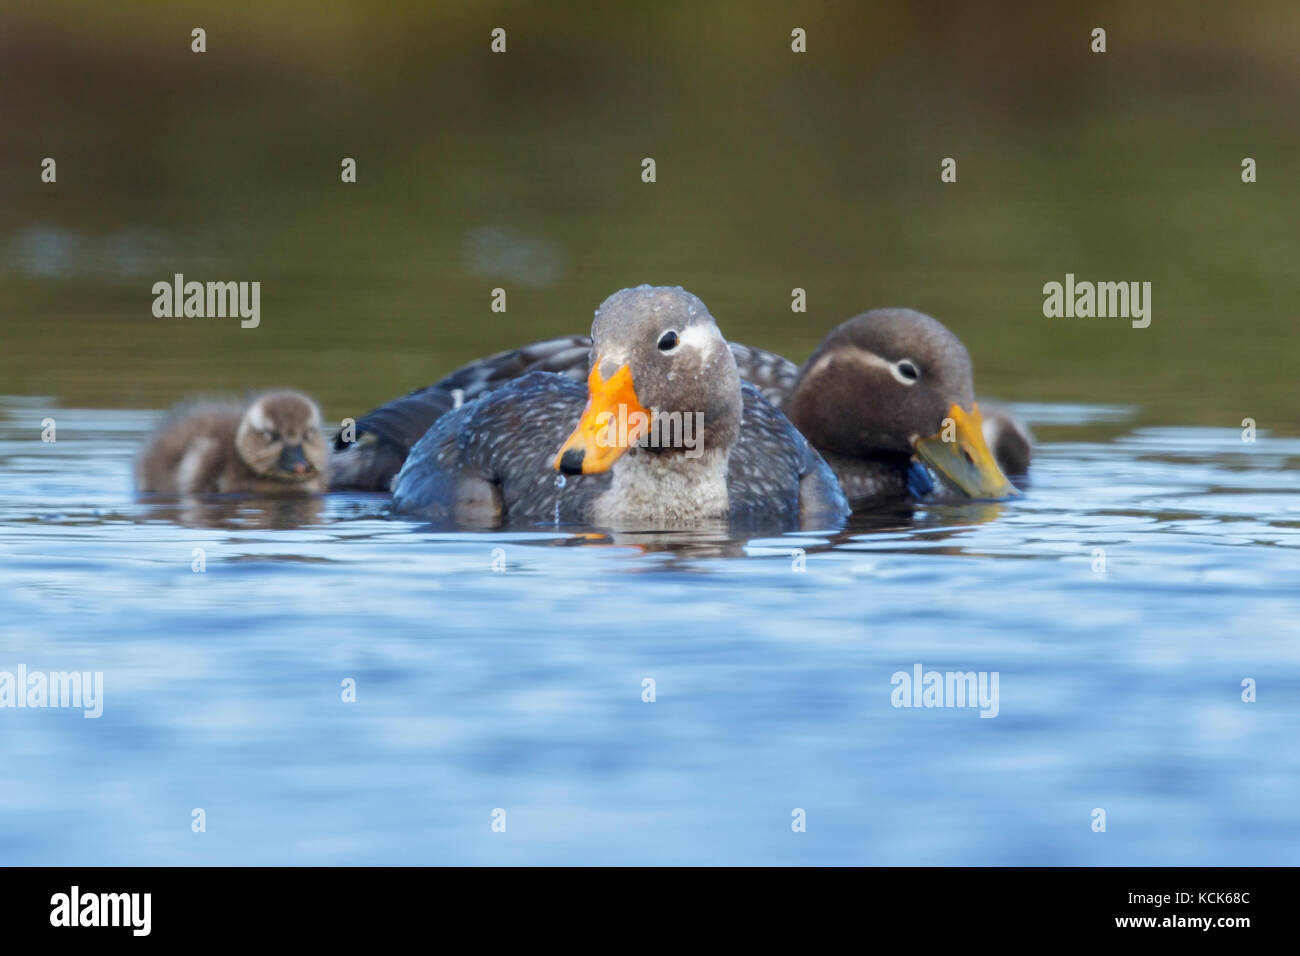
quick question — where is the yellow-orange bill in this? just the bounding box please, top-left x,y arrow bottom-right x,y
912,403 -> 1020,499
553,360 -> 651,475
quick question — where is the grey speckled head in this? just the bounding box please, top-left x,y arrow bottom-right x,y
787,308 -> 976,456
586,286 -> 742,455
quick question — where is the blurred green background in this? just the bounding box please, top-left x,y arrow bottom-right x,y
1,1 -> 1296,434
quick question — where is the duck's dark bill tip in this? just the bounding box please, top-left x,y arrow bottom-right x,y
558,448 -> 586,475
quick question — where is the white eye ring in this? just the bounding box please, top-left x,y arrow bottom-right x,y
890,359 -> 920,386
657,330 -> 682,353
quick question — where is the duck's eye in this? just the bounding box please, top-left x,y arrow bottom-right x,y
892,360 -> 920,385
261,430 -> 278,442
657,330 -> 680,352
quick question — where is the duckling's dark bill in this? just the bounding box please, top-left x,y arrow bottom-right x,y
912,403 -> 1019,499
553,360 -> 651,475
278,443 -> 313,476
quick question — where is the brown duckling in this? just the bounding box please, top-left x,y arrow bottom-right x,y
136,390 -> 329,494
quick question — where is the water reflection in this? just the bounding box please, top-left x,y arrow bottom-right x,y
385,495 -> 1010,561
136,494 -> 327,531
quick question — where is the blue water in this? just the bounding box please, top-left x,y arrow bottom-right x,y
2,397 -> 1298,865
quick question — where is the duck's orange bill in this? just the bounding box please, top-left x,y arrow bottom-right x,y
553,360 -> 651,475
912,402 -> 1020,499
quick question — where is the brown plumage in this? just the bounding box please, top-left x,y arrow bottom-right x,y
781,310 -> 1031,496
136,391 -> 329,494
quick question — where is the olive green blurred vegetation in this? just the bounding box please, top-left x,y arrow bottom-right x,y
1,1 -> 1296,437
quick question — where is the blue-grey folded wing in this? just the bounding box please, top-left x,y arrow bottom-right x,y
331,336 -> 593,491
391,372 -> 610,525
727,342 -> 800,407
728,383 -> 849,528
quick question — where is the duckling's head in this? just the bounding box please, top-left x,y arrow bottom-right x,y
555,286 -> 742,475
235,391 -> 328,482
786,308 -> 1017,498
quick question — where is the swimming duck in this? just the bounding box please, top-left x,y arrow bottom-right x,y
334,307 -> 1026,503
136,390 -> 329,494
772,308 -> 1022,501
390,286 -> 848,529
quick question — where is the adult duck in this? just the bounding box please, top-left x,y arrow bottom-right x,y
389,286 -> 848,530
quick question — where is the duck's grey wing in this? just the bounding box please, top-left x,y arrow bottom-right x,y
383,400 -> 481,522
391,372 -> 609,525
796,447 -> 851,525
330,336 -> 593,491
727,383 -> 849,529
727,342 -> 800,408
330,387 -> 460,491
433,335 -> 591,396
980,404 -> 1033,477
